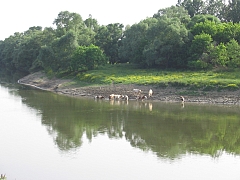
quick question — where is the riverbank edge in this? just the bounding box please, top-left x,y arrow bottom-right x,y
18,71 -> 240,105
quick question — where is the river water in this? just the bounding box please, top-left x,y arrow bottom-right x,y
1,82 -> 240,180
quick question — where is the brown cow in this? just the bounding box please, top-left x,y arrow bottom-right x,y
136,95 -> 147,101
133,89 -> 142,96
94,95 -> 105,99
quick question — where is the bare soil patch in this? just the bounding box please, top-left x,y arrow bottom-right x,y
18,71 -> 240,105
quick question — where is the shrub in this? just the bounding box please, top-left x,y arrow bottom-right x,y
187,60 -> 209,69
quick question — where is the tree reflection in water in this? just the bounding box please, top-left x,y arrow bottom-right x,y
18,88 -> 240,159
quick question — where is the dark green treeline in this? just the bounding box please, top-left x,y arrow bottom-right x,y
1,0 -> 240,75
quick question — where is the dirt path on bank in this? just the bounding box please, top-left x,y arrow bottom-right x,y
18,71 -> 240,105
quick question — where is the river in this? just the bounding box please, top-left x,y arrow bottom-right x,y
1,82 -> 240,180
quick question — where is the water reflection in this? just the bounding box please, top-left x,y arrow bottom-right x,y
16,86 -> 240,159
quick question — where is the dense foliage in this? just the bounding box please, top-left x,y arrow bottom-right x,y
1,0 -> 240,75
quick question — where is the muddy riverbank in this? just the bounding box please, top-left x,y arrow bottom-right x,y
18,71 -> 240,105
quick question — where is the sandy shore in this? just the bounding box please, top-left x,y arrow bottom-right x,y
18,71 -> 240,105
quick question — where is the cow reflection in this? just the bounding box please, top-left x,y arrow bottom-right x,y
149,102 -> 152,111
181,102 -> 184,108
180,96 -> 185,108
133,101 -> 153,111
109,99 -> 128,106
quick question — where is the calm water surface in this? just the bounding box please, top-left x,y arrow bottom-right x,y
1,83 -> 240,180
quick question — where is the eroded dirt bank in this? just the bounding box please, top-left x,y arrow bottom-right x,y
18,71 -> 240,105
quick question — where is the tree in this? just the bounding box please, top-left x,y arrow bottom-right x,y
84,14 -> 100,33
188,33 -> 213,69
12,27 -> 44,73
53,11 -> 85,37
187,14 -> 221,29
85,44 -> 107,70
234,23 -> 240,43
214,22 -> 238,43
32,27 -> 57,72
36,45 -> 55,71
190,20 -> 218,37
202,0 -> 227,22
77,27 -> 96,46
190,33 -> 213,55
177,0 -> 205,17
81,14 -> 100,46
153,5 -> 191,25
95,23 -> 124,64
226,0 -> 240,23
208,43 -> 228,67
118,18 -> 156,64
0,33 -> 23,71
51,31 -> 79,72
144,16 -> 189,68
42,27 -> 57,46
119,6 -> 190,69
71,44 -> 107,72
226,39 -> 240,67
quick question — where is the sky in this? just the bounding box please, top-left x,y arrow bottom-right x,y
1,0 -> 177,40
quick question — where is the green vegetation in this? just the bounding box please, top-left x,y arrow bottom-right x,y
75,64 -> 240,91
1,0 -> 240,89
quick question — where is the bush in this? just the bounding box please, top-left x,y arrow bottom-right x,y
187,60 -> 209,69
71,44 -> 108,72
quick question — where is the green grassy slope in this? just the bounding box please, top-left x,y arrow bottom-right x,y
70,64 -> 240,91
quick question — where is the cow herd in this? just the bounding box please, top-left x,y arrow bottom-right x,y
94,88 -> 153,101
94,88 -> 185,105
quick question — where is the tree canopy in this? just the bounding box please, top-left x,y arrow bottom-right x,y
1,1 -> 240,75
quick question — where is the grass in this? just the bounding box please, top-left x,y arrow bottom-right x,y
66,64 -> 240,91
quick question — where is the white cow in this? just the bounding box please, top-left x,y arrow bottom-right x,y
109,94 -> 115,100
114,94 -> 122,100
121,95 -> 129,101
148,89 -> 153,97
180,96 -> 185,102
